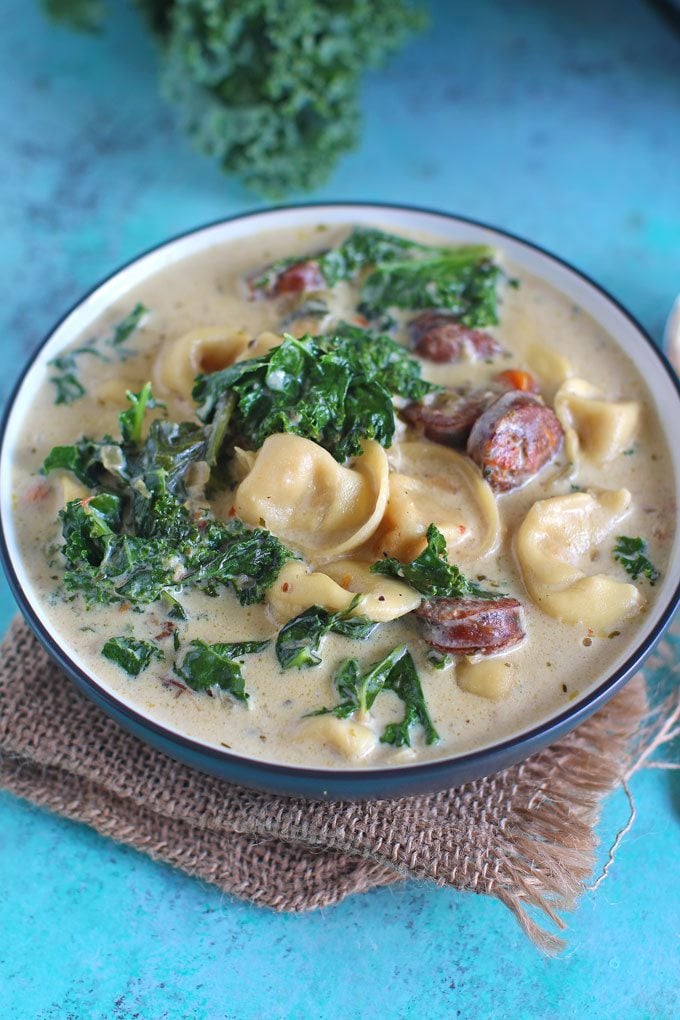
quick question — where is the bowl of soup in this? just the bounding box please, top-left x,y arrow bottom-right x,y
1,204 -> 678,799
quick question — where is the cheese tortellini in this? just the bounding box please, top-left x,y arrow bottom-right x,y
266,559 -> 420,624
526,342 -> 573,394
321,560 -> 421,622
515,489 -> 642,633
376,441 -> 501,562
152,327 -> 284,409
456,658 -> 517,701
234,434 -> 389,561
152,326 -> 250,408
555,378 -> 640,465
298,715 -> 377,760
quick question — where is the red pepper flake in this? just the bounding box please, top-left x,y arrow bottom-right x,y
458,524 -> 467,535
118,602 -> 131,613
281,582 -> 290,592
25,481 -> 51,504
154,622 -> 176,641
228,506 -> 237,518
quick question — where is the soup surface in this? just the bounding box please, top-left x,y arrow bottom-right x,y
10,223 -> 675,769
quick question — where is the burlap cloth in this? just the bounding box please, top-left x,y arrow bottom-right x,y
1,616 -> 674,953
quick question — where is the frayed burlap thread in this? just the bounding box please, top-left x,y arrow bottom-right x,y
0,618 -> 658,952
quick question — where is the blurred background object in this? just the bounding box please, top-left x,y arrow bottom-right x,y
42,0 -> 427,195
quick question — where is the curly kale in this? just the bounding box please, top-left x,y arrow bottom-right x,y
193,326 -> 437,464
44,385 -> 295,614
42,1 -> 426,195
252,227 -> 502,327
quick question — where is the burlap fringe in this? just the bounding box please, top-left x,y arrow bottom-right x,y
498,679 -> 679,953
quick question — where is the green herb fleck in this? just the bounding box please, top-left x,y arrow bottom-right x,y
427,649 -> 454,670
613,536 -> 660,585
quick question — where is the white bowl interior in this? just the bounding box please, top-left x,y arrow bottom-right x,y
2,205 -> 679,769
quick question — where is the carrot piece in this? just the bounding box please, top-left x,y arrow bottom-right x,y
496,368 -> 538,392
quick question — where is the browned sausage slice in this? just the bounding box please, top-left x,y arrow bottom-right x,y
466,390 -> 564,491
250,260 -> 326,299
402,388 -> 500,447
273,260 -> 326,297
409,311 -> 502,363
416,597 -> 525,655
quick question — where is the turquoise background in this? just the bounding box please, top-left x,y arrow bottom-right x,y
2,1 -> 679,1016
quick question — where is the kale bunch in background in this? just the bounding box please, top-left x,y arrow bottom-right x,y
42,0 -> 426,195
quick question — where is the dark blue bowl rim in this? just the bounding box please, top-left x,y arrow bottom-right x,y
1,201 -> 679,788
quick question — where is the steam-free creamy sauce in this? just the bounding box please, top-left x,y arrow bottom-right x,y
10,224 -> 675,769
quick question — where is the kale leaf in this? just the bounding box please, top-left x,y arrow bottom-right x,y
102,635 -> 162,676
371,523 -> 501,599
47,304 -> 149,405
426,650 -> 454,670
175,638 -> 270,702
252,227 -> 501,328
109,303 -> 149,347
193,326 -> 435,463
119,381 -> 163,445
380,652 -> 440,747
613,536 -> 660,585
310,645 -> 439,747
275,596 -> 378,670
58,495 -> 293,611
318,323 -> 437,401
48,346 -> 102,405
42,437 -> 113,487
44,384 -> 295,612
252,227 -> 426,293
359,249 -> 501,326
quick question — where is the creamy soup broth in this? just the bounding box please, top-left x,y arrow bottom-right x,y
10,223 -> 675,768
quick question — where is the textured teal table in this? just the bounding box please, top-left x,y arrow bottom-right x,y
2,2 -> 679,1016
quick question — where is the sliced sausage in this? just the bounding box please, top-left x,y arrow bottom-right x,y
416,596 -> 525,655
466,390 -> 563,491
250,260 -> 326,299
409,311 -> 502,363
402,387 -> 501,447
273,260 -> 326,297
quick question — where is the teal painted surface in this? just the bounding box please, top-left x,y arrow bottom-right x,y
1,1 -> 679,1016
